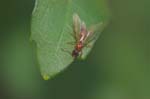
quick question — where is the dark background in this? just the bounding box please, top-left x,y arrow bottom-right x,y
0,0 -> 149,99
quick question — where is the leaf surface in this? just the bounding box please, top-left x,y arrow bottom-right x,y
31,0 -> 109,80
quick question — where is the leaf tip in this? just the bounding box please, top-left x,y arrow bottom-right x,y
42,74 -> 50,80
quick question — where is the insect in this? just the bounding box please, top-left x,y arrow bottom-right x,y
71,13 -> 103,58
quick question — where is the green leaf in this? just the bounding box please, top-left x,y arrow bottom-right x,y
31,0 -> 110,80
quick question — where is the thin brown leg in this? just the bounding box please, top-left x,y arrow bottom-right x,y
61,48 -> 72,55
67,42 -> 76,45
85,44 -> 92,48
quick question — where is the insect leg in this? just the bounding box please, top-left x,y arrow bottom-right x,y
66,24 -> 77,41
85,44 -> 92,48
67,42 -> 76,45
61,48 -> 72,55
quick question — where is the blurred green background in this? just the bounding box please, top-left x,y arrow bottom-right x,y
0,0 -> 149,99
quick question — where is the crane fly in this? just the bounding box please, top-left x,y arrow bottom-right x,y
71,13 -> 103,59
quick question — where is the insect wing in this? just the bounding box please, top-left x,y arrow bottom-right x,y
83,22 -> 104,45
79,22 -> 88,42
73,13 -> 82,41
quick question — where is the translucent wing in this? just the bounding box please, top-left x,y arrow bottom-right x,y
79,21 -> 88,42
83,22 -> 104,45
73,13 -> 82,41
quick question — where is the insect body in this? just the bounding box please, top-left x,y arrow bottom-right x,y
72,21 -> 87,58
71,13 -> 103,58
